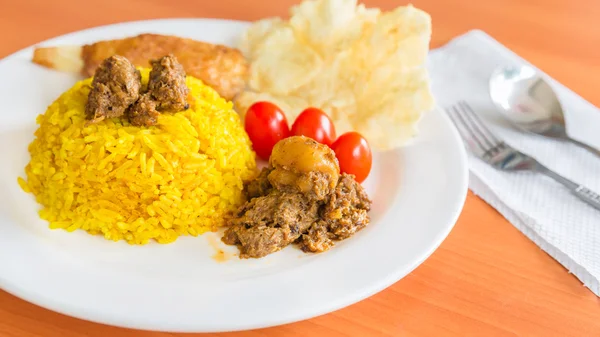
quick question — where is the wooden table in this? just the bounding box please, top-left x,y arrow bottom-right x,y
1,0 -> 599,336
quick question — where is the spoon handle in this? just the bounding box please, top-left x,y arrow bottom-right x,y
568,138 -> 600,157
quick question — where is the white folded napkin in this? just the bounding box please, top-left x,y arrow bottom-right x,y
427,30 -> 600,296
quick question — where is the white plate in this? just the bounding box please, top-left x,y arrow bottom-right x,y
0,19 -> 468,332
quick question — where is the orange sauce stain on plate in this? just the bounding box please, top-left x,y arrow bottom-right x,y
213,249 -> 228,262
206,233 -> 236,262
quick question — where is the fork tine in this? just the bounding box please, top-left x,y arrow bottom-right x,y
447,103 -> 489,155
446,106 -> 468,142
458,100 -> 502,147
446,105 -> 469,139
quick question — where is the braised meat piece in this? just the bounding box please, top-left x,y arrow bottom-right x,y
85,55 -> 141,123
223,191 -> 319,258
299,220 -> 333,253
147,54 -> 189,112
268,136 -> 339,201
84,54 -> 191,127
128,94 -> 160,127
323,173 -> 371,239
223,136 -> 372,259
299,173 -> 372,253
245,167 -> 273,199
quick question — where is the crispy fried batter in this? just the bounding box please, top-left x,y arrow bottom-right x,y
32,33 -> 248,101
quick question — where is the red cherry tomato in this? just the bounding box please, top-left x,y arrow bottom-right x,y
244,101 -> 290,160
331,132 -> 372,183
291,107 -> 337,146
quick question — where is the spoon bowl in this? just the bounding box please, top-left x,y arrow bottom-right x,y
489,65 -> 598,154
489,65 -> 568,138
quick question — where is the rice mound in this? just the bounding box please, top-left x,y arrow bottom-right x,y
19,68 -> 257,244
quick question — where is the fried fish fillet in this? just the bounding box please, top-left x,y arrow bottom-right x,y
32,33 -> 248,101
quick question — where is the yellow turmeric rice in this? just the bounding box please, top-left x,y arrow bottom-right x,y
19,69 -> 257,244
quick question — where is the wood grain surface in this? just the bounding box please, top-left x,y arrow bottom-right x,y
1,0 -> 600,336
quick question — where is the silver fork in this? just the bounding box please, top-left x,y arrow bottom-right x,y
447,100 -> 600,211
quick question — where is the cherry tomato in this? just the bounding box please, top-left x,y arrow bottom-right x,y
331,132 -> 372,183
291,107 -> 337,146
245,101 -> 290,160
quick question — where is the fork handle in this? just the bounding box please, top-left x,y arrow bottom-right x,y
536,165 -> 600,211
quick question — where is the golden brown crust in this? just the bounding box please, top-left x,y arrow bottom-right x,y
32,48 -> 54,68
80,34 -> 248,100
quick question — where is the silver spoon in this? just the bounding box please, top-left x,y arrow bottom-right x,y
489,65 -> 599,155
